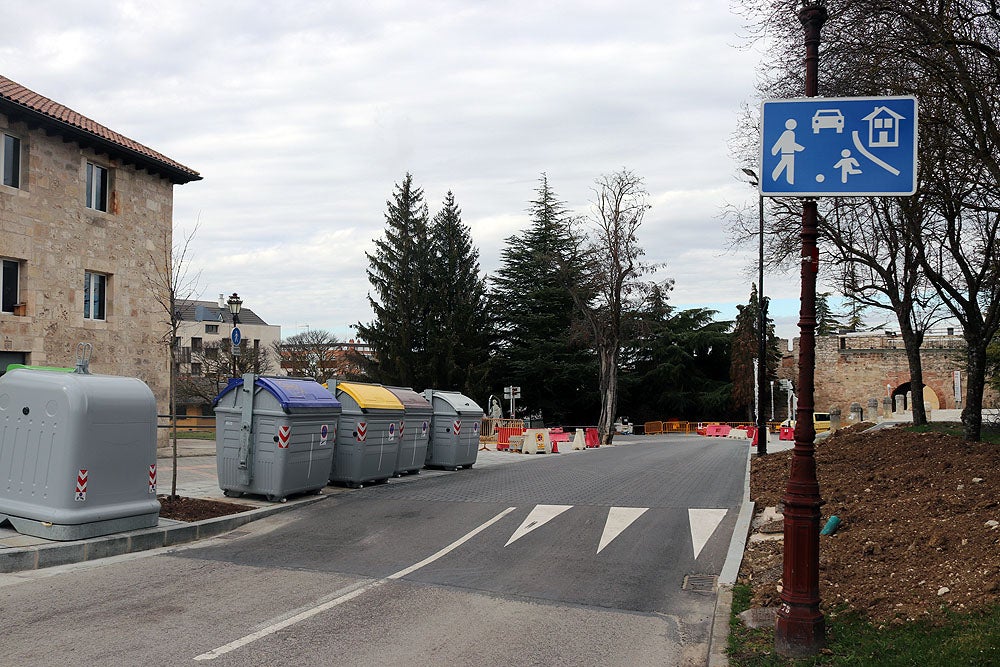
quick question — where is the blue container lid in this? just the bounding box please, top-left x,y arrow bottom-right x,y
214,376 -> 341,412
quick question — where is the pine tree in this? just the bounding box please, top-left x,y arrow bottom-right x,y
355,173 -> 431,388
490,174 -> 597,424
729,284 -> 781,420
426,191 -> 493,396
622,282 -> 733,421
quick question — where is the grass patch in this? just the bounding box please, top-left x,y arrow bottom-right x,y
164,430 -> 216,440
727,585 -> 1000,666
905,421 -> 1000,444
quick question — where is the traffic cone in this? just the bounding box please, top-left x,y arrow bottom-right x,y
551,439 -> 559,454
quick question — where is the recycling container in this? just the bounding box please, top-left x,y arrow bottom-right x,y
330,381 -> 404,487
423,389 -> 484,470
0,367 -> 160,540
383,386 -> 433,476
214,374 -> 341,502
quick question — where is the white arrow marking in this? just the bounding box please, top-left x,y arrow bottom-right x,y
504,504 -> 573,547
689,509 -> 728,559
597,507 -> 649,554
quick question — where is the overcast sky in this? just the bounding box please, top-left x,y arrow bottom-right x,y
4,0 -> 812,341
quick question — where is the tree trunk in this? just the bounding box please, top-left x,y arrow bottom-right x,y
170,343 -> 179,499
962,334 -> 986,442
597,343 -> 619,446
897,320 -> 927,426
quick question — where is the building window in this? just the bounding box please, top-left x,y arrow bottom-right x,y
2,259 -> 20,313
86,161 -> 109,211
83,271 -> 107,320
191,337 -> 203,351
2,133 -> 21,188
205,324 -> 219,334
205,347 -> 219,360
191,363 -> 202,376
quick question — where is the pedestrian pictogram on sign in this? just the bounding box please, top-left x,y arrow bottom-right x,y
75,469 -> 88,501
760,96 -> 918,197
277,425 -> 291,448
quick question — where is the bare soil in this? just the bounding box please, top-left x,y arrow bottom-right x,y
158,495 -> 255,522
741,424 -> 1000,624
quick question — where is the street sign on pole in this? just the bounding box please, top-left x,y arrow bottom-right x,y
760,95 -> 917,197
231,326 -> 242,356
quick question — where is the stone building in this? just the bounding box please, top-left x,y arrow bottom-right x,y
788,328 -> 997,421
0,75 -> 200,414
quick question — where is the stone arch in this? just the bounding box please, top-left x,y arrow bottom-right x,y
891,382 -> 940,410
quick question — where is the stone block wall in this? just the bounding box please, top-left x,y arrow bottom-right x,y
1,112 -> 172,411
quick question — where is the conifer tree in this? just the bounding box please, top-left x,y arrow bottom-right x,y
426,191 -> 493,396
729,284 -> 780,420
355,173 -> 431,388
491,174 -> 597,424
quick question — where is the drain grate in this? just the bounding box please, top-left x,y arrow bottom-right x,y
216,530 -> 251,540
683,574 -> 718,593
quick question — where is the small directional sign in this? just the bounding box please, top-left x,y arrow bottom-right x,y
760,95 -> 917,197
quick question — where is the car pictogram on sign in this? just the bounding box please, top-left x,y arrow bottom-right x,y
812,109 -> 844,133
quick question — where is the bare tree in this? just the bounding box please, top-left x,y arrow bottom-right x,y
565,169 -> 653,444
147,224 -> 201,499
272,329 -> 343,382
178,339 -> 275,407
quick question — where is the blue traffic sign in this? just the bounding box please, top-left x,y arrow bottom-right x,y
760,96 -> 917,197
230,326 -> 242,347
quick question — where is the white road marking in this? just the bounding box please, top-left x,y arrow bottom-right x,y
504,504 -> 573,547
597,507 -> 649,554
194,506 -> 517,661
688,508 -> 728,559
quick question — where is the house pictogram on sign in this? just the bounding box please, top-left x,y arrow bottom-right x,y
863,106 -> 904,148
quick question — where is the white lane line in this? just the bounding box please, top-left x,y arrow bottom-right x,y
504,504 -> 573,547
597,507 -> 649,554
194,506 -> 517,661
689,508 -> 728,559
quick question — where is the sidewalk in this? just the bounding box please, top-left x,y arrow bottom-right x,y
0,436 -> 600,574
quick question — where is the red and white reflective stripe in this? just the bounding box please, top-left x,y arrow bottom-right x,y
277,425 -> 291,448
357,421 -> 367,442
453,420 -> 462,435
148,464 -> 157,493
75,469 -> 88,501
400,421 -> 405,437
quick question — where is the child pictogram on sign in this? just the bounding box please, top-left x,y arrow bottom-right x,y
834,149 -> 862,183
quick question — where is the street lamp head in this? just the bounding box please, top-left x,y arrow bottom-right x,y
227,293 -> 243,316
741,167 -> 760,186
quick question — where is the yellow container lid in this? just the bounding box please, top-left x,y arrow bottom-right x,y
337,382 -> 404,410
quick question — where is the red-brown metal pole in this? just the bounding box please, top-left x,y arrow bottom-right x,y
775,1 -> 827,658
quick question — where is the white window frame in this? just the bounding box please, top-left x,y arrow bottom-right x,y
86,161 -> 109,211
2,132 -> 21,189
1,258 -> 20,313
83,271 -> 107,321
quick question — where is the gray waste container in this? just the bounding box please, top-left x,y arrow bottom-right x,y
424,389 -> 484,470
329,381 -> 404,487
384,386 -> 433,476
214,374 -> 341,502
0,367 -> 160,540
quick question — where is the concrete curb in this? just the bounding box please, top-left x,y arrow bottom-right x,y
707,442 -> 757,666
0,494 -> 327,574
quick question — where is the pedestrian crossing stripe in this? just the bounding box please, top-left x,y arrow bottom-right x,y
503,504 -> 729,558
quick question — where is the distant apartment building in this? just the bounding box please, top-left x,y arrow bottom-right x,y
0,75 -> 200,414
173,297 -> 281,418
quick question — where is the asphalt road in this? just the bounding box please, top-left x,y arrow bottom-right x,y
0,435 -> 747,666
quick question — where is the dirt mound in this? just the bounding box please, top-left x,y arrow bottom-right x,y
741,425 -> 1000,623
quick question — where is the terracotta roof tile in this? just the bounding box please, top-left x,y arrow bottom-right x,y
0,75 -> 200,183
